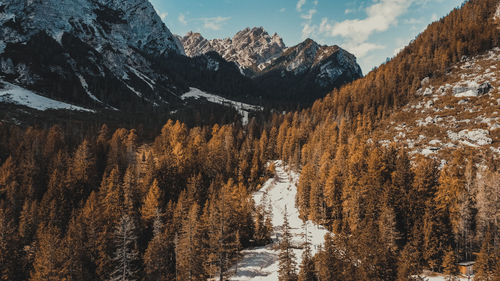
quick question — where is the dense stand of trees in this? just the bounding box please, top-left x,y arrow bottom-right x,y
0,120 -> 277,281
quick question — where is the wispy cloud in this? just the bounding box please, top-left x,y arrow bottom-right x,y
301,9 -> 317,20
153,6 -> 168,21
349,42 -> 385,58
296,0 -> 306,12
178,13 -> 187,25
300,1 -> 319,39
280,7 -> 286,13
302,23 -> 317,39
200,16 -> 231,31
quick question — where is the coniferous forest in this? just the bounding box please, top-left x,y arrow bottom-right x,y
1,0 -> 500,280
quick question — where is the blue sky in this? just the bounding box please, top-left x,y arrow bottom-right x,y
150,0 -> 464,73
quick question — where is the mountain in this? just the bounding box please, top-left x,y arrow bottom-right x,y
180,28 -> 362,105
254,38 -> 362,103
0,0 -> 188,111
0,0 -> 362,125
180,27 -> 286,76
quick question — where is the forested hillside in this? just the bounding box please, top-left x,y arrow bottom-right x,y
271,0 -> 500,279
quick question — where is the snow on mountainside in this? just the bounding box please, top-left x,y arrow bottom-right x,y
226,161 -> 329,280
181,87 -> 263,125
0,0 -> 182,56
0,0 -> 186,111
179,28 -> 362,85
260,38 -> 362,87
374,47 -> 500,160
180,27 -> 286,75
0,79 -> 94,112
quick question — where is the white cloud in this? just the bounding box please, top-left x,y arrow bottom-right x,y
178,13 -> 187,25
302,23 -> 317,39
322,0 -> 413,43
280,7 -> 286,13
347,42 -> 385,58
296,0 -> 306,12
307,0 -> 414,58
301,9 -> 317,20
153,6 -> 168,21
201,16 -> 231,31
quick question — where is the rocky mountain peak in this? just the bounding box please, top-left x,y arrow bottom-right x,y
180,26 -> 286,74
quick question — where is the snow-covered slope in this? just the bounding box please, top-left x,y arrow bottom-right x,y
228,161 -> 329,280
0,0 -> 182,56
0,80 -> 94,112
181,87 -> 263,125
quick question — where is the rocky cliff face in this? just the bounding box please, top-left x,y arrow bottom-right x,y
260,38 -> 362,87
180,28 -> 362,91
180,27 -> 286,75
0,0 -> 185,110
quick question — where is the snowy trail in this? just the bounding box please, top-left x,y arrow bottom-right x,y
228,161 -> 329,281
225,161 -> 468,281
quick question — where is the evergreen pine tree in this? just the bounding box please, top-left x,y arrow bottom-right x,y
278,207 -> 297,281
474,229 -> 496,281
109,215 -> 139,281
441,248 -> 458,281
144,218 -> 176,281
298,223 -> 316,281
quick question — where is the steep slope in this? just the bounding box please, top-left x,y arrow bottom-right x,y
255,39 -> 362,103
180,27 -> 286,76
0,0 -> 189,110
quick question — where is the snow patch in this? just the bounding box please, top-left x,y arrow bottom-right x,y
453,81 -> 492,97
77,74 -> 101,103
77,74 -> 117,111
0,80 -> 94,112
447,129 -> 492,147
53,31 -> 64,45
127,66 -> 156,91
228,161 -> 329,280
181,87 -> 263,125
